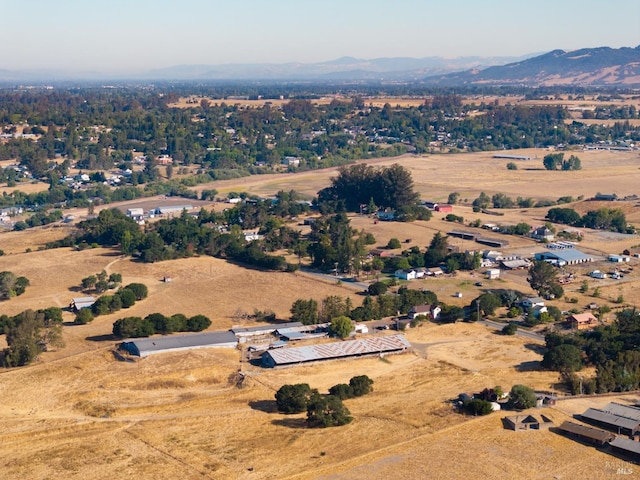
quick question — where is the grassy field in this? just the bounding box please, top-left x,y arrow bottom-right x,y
1,146 -> 640,479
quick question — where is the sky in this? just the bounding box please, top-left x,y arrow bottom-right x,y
2,0 -> 639,73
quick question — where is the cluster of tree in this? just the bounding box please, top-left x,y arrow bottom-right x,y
112,312 -> 211,339
290,288 -> 438,325
13,209 -> 63,231
81,271 -> 122,294
543,308 -> 640,394
0,308 -> 64,367
316,163 -> 421,212
527,260 -> 564,299
461,386 -> 504,416
274,375 -> 373,428
0,271 -> 30,300
76,282 -> 148,324
543,153 -> 581,171
546,207 -> 631,233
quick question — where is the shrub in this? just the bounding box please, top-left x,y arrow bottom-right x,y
186,314 -> 211,332
506,162 -> 517,170
463,398 -> 494,416
75,308 -> 94,324
386,238 -> 401,249
502,323 -> 517,335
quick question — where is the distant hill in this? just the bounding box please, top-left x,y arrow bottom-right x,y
0,55 -> 535,83
423,46 -> 640,86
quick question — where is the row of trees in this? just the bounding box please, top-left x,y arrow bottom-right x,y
546,206 -> 631,233
76,282 -> 149,324
112,313 -> 211,338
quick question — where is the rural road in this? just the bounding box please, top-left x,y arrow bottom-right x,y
480,319 -> 545,342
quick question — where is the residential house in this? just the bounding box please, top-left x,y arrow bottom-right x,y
569,312 -> 598,330
395,269 -> 417,281
408,304 -> 441,320
520,297 -> 545,309
531,226 -> 554,242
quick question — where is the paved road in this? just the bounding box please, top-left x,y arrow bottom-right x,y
480,319 -> 545,342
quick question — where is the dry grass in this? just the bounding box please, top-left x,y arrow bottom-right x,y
1,145 -> 640,478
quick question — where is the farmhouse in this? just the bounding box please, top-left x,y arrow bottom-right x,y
569,312 -> 599,330
534,249 -> 594,265
395,269 -> 417,281
120,331 -> 238,357
261,334 -> 411,368
531,226 -> 554,242
580,408 -> 640,436
70,297 -> 96,312
520,297 -> 545,309
557,421 -> 615,446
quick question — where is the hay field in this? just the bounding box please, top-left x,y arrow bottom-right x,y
190,148 -> 640,205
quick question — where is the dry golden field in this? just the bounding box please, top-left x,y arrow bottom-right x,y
1,147 -> 640,479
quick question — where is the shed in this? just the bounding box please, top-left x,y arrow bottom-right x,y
435,204 -> 453,212
580,408 -> 640,436
609,436 -> 640,461
71,296 -> 96,312
557,421 -> 615,446
486,269 -> 500,279
609,255 -> 631,263
120,331 -> 238,357
504,415 -> 541,431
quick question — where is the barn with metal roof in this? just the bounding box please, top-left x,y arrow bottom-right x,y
231,322 -> 304,338
610,436 -> 640,461
261,334 -> 411,368
557,421 -> 614,446
120,331 -> 238,357
70,296 -> 96,312
580,408 -> 640,436
535,249 -> 595,265
602,402 -> 640,422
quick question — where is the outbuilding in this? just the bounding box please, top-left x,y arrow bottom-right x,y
120,331 -> 238,357
557,421 -> 614,446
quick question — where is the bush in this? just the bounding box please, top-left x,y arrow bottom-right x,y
75,308 -> 94,324
117,288 -> 136,308
463,398 -> 494,416
502,323 -> 517,335
386,238 -> 401,249
275,384 -> 318,414
506,162 -> 517,170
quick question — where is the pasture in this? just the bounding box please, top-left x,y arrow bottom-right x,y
1,146 -> 640,479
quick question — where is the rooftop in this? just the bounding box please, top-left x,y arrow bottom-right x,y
122,331 -> 238,357
263,334 -> 411,366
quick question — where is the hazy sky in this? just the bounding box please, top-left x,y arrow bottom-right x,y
3,0 -> 639,73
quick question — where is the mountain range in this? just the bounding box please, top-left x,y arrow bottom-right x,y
0,46 -> 638,85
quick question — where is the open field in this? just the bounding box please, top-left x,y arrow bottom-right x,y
190,148 -> 640,206
1,146 -> 640,478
